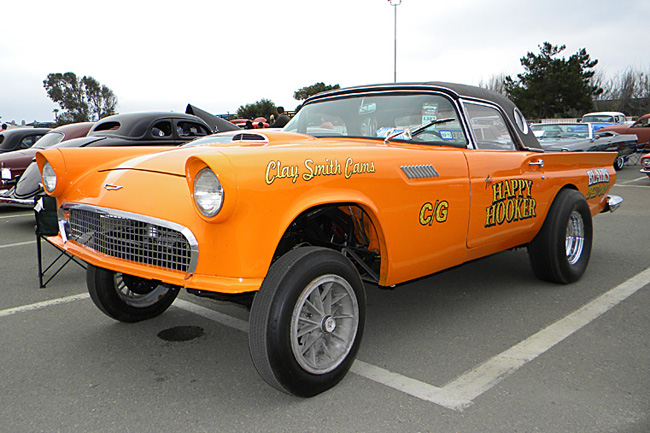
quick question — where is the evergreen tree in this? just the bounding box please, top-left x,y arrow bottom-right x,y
293,82 -> 340,101
504,42 -> 602,119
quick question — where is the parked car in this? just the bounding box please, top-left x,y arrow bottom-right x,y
0,127 -> 50,153
0,122 -> 94,190
597,113 -> 650,153
0,112 -> 215,207
531,122 -> 637,170
36,82 -> 621,397
640,152 -> 650,177
581,111 -> 626,124
184,104 -> 240,133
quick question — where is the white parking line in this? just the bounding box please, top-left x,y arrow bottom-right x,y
0,240 -> 36,249
0,213 -> 32,219
3,266 -> 649,411
0,293 -> 89,318
615,176 -> 650,186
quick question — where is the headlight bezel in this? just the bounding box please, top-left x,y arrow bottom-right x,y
42,161 -> 57,193
193,167 -> 224,218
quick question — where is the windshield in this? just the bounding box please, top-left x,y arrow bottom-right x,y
531,124 -> 590,139
33,132 -> 65,149
284,93 -> 468,147
582,115 -> 614,123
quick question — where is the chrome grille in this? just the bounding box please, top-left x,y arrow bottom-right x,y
68,207 -> 195,272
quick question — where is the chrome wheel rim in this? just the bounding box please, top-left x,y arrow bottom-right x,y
290,274 -> 359,374
565,211 -> 585,265
114,273 -> 169,308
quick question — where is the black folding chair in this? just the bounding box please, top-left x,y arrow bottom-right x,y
34,194 -> 86,288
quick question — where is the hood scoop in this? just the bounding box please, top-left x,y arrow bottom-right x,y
231,132 -> 269,144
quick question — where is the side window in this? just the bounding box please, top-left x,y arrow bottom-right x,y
151,121 -> 172,137
20,135 -> 43,149
176,121 -> 210,138
464,102 -> 517,150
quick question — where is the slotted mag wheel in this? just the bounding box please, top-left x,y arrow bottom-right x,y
290,274 -> 359,374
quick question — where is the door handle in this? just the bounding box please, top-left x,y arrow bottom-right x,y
529,159 -> 544,167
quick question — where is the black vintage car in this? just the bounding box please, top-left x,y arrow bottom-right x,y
0,128 -> 51,153
531,122 -> 637,170
0,111 -> 237,207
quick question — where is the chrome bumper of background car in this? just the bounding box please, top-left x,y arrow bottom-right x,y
640,167 -> 650,175
0,195 -> 35,208
602,195 -> 623,213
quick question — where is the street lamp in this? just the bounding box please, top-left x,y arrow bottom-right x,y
388,0 -> 402,83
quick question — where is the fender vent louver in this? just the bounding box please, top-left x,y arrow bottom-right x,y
401,164 -> 439,179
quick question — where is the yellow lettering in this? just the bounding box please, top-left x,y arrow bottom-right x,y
419,202 -> 433,225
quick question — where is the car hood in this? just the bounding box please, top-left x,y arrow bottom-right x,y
0,148 -> 38,165
538,137 -> 593,152
98,131 -> 322,175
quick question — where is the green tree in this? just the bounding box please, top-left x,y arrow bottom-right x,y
43,72 -> 118,124
236,98 -> 277,120
504,42 -> 602,119
293,82 -> 340,101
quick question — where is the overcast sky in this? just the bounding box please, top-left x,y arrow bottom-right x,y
1,0 -> 648,124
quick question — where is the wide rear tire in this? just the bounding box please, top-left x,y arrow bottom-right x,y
527,189 -> 593,284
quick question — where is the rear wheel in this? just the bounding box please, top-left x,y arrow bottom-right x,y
527,189 -> 593,284
249,247 -> 366,397
86,264 -> 179,322
614,156 -> 625,171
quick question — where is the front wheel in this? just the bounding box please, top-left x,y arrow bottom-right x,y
86,264 -> 179,322
527,189 -> 593,284
249,247 -> 366,397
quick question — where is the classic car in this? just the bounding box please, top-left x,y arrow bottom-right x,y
640,152 -> 650,177
581,111 -> 626,125
36,82 -> 622,397
597,113 -> 650,152
0,122 -> 94,190
0,111 -> 219,207
0,127 -> 50,153
531,122 -> 637,170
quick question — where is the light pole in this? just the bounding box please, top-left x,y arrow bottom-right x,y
388,0 -> 402,83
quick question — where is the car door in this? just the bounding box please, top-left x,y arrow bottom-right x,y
631,115 -> 650,148
461,100 -> 548,249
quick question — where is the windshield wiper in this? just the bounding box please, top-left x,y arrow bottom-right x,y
384,118 -> 455,144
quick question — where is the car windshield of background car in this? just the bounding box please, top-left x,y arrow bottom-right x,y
582,115 -> 614,123
531,124 -> 589,140
284,93 -> 468,147
32,132 -> 65,150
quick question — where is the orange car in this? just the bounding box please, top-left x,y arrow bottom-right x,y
37,82 -> 622,397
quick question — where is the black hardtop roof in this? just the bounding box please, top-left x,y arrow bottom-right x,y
89,112 -> 210,138
304,82 -> 542,151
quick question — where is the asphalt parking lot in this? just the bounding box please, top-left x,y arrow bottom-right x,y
1,166 -> 649,433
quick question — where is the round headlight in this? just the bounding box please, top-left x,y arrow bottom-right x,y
42,161 -> 57,193
193,168 -> 223,217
